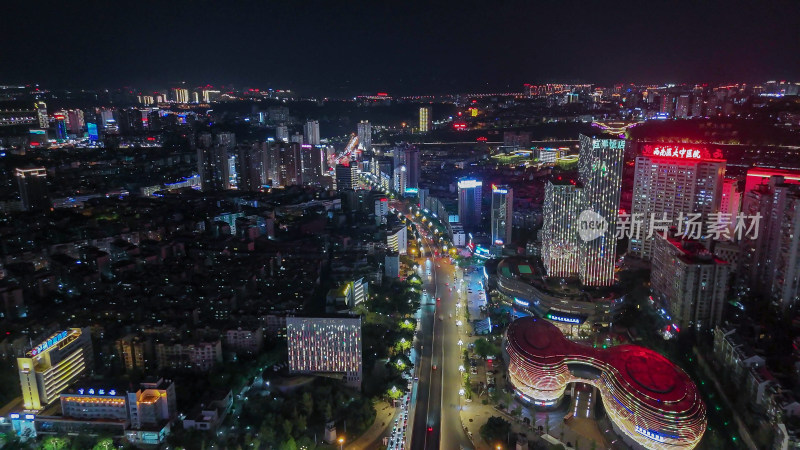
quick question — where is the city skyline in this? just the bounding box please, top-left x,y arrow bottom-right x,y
1,1 -> 798,96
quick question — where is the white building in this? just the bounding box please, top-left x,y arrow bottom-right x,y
387,225 -> 407,255
304,120 -> 320,145
651,235 -> 730,331
357,120 -> 371,151
628,144 -> 725,259
286,316 -> 362,388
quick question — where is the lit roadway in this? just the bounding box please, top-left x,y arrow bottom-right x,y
399,204 -> 472,450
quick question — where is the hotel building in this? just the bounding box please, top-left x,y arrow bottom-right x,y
18,328 -> 93,410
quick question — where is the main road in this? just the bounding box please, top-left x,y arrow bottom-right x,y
400,203 -> 473,450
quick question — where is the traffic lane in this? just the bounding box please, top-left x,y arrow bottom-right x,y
439,262 -> 473,450
410,302 -> 434,450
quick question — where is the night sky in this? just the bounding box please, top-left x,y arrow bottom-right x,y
2,0 -> 798,96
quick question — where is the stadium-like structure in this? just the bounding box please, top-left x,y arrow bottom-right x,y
505,317 -> 706,449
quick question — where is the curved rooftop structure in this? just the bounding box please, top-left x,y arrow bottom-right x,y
505,317 -> 706,449
496,257 -> 625,326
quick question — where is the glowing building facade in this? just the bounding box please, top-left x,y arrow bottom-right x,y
578,135 -> 625,286
287,316 -> 362,388
491,185 -> 513,246
542,182 -> 583,277
505,317 -> 706,449
17,328 -> 94,410
458,178 -> 483,230
419,106 -> 431,132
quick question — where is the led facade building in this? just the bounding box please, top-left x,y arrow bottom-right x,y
542,182 -> 583,278
505,317 -> 706,449
287,316 -> 362,388
18,328 -> 94,410
458,178 -> 483,230
628,144 -> 726,259
419,106 -> 431,132
491,185 -> 513,245
578,135 -> 625,286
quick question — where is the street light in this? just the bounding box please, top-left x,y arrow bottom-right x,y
338,437 -> 344,450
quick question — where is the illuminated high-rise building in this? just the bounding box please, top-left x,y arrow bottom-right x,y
236,142 -> 268,191
35,102 -> 48,128
171,88 -> 189,103
303,120 -> 320,145
287,316 -> 362,388
542,181 -> 583,278
202,89 -> 221,102
628,144 -> 726,259
335,163 -> 358,191
17,328 -> 94,410
357,120 -> 371,151
54,113 -> 67,140
419,106 -> 431,132
15,167 -> 49,211
457,178 -> 483,230
577,135 -> 625,286
675,94 -> 691,119
300,144 -> 324,185
491,185 -> 513,245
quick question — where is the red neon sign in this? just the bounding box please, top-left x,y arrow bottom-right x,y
477,136 -> 488,142
642,144 -> 724,161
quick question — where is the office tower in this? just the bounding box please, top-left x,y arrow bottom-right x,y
335,163 -> 358,191
675,94 -> 691,119
35,102 -> 48,128
15,167 -> 49,211
419,106 -> 432,132
387,225 -> 408,254
66,109 -> 84,134
491,185 -> 513,246
403,145 -> 420,189
18,328 -> 94,410
577,135 -> 625,286
236,143 -> 267,191
171,88 -> 189,103
276,125 -> 289,143
192,91 -> 199,103
357,120 -> 371,151
457,178 -> 483,230
651,235 -> 730,331
197,132 -> 235,191
290,132 -> 303,145
304,120 -> 320,145
54,113 -> 67,140
542,181 -> 583,277
286,316 -> 362,388
628,144 -> 726,259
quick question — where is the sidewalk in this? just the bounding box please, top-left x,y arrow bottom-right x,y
345,400 -> 397,450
